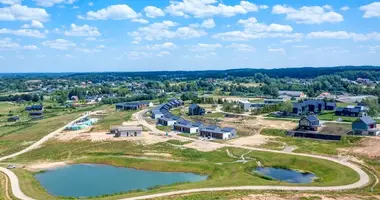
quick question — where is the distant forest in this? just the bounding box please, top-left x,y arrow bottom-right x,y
1,66 -> 380,81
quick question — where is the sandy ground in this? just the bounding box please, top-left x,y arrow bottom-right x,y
183,140 -> 224,152
226,134 -> 276,147
232,194 -> 380,200
341,137 -> 380,158
26,162 -> 67,171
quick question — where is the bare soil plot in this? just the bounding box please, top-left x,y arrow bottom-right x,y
341,137 -> 380,159
226,134 -> 277,147
183,140 -> 224,152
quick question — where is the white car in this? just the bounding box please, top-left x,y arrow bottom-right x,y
7,165 -> 16,169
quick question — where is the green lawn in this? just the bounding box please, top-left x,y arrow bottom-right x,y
156,125 -> 172,132
318,111 -> 358,122
7,139 -> 361,200
204,112 -> 225,118
260,129 -> 362,155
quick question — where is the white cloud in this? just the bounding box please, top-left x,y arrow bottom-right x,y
292,45 -> 308,48
144,6 -> 165,18
21,20 -> 44,29
144,42 -> 177,50
268,48 -> 286,55
191,43 -> 222,51
127,51 -> 152,60
226,43 -> 254,51
212,31 -> 303,41
42,39 -> 76,50
157,51 -> 170,57
79,4 -> 139,20
0,28 -> 45,38
0,4 -> 49,21
23,45 -> 38,50
360,2 -> 380,18
272,5 -> 343,24
129,20 -> 207,41
165,0 -> 258,18
201,18 -> 215,28
307,31 -> 380,41
0,37 -> 20,49
237,17 -> 293,32
259,5 -> 269,9
88,2 -> 93,6
340,6 -> 350,11
33,0 -> 77,7
64,24 -> 101,37
75,47 -> 101,54
0,0 -> 21,5
131,18 -> 149,24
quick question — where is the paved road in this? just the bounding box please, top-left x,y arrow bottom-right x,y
0,112 -> 93,200
0,109 -> 371,200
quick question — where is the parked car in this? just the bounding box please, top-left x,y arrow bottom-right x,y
7,165 -> 16,169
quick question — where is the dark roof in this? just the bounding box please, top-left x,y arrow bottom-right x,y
205,125 -> 219,130
189,104 -> 199,110
178,120 -> 192,125
326,102 -> 336,106
222,127 -> 236,132
192,121 -> 204,127
305,115 -> 319,122
357,116 -> 376,125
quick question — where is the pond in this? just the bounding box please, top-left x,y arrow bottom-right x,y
35,164 -> 207,197
254,167 -> 316,183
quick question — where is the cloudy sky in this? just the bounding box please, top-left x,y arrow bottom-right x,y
1,0 -> 380,72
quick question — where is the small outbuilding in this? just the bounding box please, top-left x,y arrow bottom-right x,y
110,126 -> 143,137
352,116 -> 379,136
299,115 -> 320,131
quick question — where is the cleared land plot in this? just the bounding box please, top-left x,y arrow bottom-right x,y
342,137 -> 380,159
260,129 -> 362,155
0,172 -> 11,200
320,123 -> 352,135
8,140 -> 360,200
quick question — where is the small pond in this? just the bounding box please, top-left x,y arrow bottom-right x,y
254,167 -> 316,183
35,164 -> 207,197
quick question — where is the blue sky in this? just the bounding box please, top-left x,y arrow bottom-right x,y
1,0 -> 380,72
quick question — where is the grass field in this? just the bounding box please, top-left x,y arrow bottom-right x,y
204,112 -> 225,118
6,138 -> 361,200
0,104 -> 108,157
91,109 -> 136,131
260,129 -> 362,155
156,125 -> 172,132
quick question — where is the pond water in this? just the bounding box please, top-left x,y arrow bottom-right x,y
35,164 -> 207,197
254,167 -> 316,183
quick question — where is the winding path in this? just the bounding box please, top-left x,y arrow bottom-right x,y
0,109 -> 372,200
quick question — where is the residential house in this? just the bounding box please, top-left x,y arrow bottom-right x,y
299,115 -> 320,131
335,106 -> 367,117
303,99 -> 325,113
352,116 -> 379,136
292,102 -> 308,115
325,102 -> 337,110
264,99 -> 286,105
7,116 -> 20,122
173,120 -> 199,134
110,126 -> 143,137
279,90 -> 307,100
188,104 -> 205,116
157,116 -> 181,126
199,125 -> 237,140
71,96 -> 79,101
115,101 -> 153,111
25,104 -> 43,111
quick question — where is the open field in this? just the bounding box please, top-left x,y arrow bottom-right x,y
90,108 -> 136,132
6,139 -> 361,200
259,129 -> 362,155
0,104 -> 107,157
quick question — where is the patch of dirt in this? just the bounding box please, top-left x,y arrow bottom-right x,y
226,134 -> 276,147
144,153 -> 172,158
26,162 -> 67,171
341,137 -> 380,159
232,194 -> 380,200
183,140 -> 224,152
